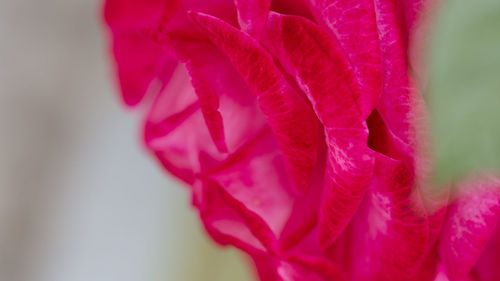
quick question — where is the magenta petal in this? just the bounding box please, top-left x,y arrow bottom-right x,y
263,12 -> 374,248
171,40 -> 230,153
410,245 -> 441,281
186,60 -> 228,153
308,0 -> 383,118
145,67 -> 288,253
195,179 -> 279,254
234,0 -> 271,37
103,0 -> 168,30
205,128 -> 295,240
196,180 -> 268,253
165,36 -> 268,155
189,12 -> 320,193
410,205 -> 449,281
270,0 -> 316,20
104,0 -> 181,106
144,60 -> 267,179
250,254 -> 281,281
278,256 -> 347,281
438,178 -> 500,281
144,64 -> 205,184
399,0 -> 432,49
338,153 -> 430,281
473,219 -> 500,281
374,0 -> 420,146
108,33 -> 176,106
104,0 -> 239,106
279,147 -> 327,251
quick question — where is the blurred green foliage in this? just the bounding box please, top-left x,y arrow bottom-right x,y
427,0 -> 500,183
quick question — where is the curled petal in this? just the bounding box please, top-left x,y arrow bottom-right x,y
374,0 -> 433,202
263,12 -> 374,248
144,63 -> 205,184
166,35 -> 269,154
170,40 -> 231,153
374,0 -> 419,146
308,0 -> 383,118
195,179 -> 279,254
205,128 -> 295,240
144,59 -> 265,179
190,12 -> 320,193
196,179 -> 269,253
328,153 -> 430,281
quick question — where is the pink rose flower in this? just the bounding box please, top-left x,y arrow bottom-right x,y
103,1 -> 500,280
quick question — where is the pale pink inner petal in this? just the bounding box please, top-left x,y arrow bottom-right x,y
206,128 -> 295,239
189,12 -> 320,194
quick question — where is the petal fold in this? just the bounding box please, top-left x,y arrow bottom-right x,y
263,12 -> 374,248
307,0 -> 383,118
190,12 -> 320,193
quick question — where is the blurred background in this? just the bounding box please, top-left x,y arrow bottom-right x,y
0,1 -> 251,281
0,0 -> 498,281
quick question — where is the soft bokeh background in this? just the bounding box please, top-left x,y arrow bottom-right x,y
0,1 -> 251,281
0,0 -> 498,281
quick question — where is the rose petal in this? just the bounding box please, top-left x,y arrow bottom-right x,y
144,59 -> 270,182
374,0 -> 418,146
263,12 -> 374,248
279,141 -> 327,251
399,0 -> 432,50
234,0 -> 271,37
104,0 -> 238,106
107,32 -> 176,106
171,40 -> 230,153
270,0 -> 316,20
165,35 -> 269,153
103,0 -> 181,106
325,153 -> 430,281
278,255 -> 347,281
103,0 -> 169,30
374,0 -> 434,210
144,63 -> 204,184
367,109 -> 446,281
205,128 -> 295,240
189,12 -> 320,193
308,0 -> 383,118
411,244 -> 441,281
473,219 -> 500,281
438,178 -> 500,281
248,253 -> 280,281
195,178 -> 281,254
